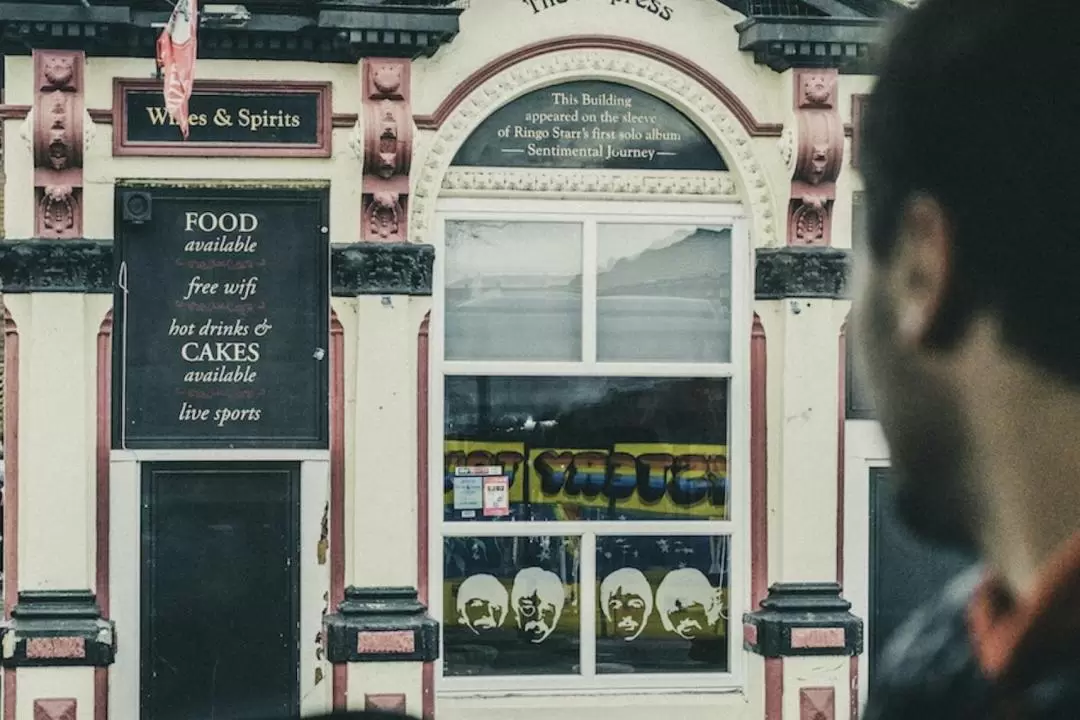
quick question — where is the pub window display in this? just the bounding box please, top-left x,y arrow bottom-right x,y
437,203 -> 743,685
596,536 -> 729,673
443,537 -> 580,676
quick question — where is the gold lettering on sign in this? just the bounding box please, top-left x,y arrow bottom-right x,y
26,637 -> 86,659
143,103 -> 302,132
357,631 -> 415,655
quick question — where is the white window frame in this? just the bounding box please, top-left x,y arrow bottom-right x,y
430,197 -> 752,695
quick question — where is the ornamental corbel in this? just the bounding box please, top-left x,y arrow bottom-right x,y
359,59 -> 412,243
787,69 -> 844,247
32,50 -> 85,239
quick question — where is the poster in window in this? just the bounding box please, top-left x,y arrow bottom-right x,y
444,441 -> 527,521
443,536 -> 580,677
596,535 -> 730,674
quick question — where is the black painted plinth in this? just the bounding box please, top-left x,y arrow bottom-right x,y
331,243 -> 434,297
755,246 -> 851,300
743,582 -> 864,658
324,587 -> 439,664
0,590 -> 116,667
0,240 -> 435,297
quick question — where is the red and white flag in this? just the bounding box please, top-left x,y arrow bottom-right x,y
156,0 -> 198,139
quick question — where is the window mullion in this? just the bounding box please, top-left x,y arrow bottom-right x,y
582,219 -> 598,364
580,531 -> 597,678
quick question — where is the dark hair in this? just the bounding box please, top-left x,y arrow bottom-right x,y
861,0 -> 1080,381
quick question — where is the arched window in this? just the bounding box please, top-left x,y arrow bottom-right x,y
428,76 -> 753,692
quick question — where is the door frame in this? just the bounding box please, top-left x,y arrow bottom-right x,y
842,419 -> 889,709
110,451 -> 332,719
139,460 -> 302,719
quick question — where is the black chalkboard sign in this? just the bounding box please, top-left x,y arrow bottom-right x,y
113,187 -> 330,449
453,81 -> 727,171
116,80 -> 331,157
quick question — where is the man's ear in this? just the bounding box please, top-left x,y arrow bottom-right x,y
889,194 -> 953,348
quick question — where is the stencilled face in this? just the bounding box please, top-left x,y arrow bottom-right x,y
463,597 -> 501,633
516,589 -> 559,643
666,600 -> 710,640
608,589 -> 648,640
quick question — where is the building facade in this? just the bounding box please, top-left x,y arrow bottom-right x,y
0,1 -> 933,719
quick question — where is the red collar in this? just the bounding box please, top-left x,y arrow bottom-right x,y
967,532 -> 1080,683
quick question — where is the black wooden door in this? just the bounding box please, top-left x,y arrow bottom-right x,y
868,467 -> 974,687
141,462 -> 300,720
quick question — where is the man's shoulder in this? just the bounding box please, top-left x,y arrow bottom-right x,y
864,565 -> 989,719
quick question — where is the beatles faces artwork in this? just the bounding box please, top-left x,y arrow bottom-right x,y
602,567 -> 725,641
456,566 -> 723,644
457,568 -> 566,644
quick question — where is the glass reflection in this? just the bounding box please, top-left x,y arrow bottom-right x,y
597,224 -> 732,363
444,220 -> 583,362
444,377 -> 730,522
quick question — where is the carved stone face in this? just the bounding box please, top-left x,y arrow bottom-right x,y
43,56 -> 74,88
372,64 -> 403,95
802,74 -> 833,106
809,143 -> 830,182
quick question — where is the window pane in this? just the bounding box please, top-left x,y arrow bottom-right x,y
444,377 -> 729,521
444,220 -> 583,361
596,535 -> 730,674
597,224 -> 732,363
443,536 -> 581,677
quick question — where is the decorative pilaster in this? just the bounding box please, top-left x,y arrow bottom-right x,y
32,51 -> 85,239
324,587 -> 439,664
360,60 -> 412,243
787,70 -> 844,246
0,591 -> 115,667
743,583 -> 863,658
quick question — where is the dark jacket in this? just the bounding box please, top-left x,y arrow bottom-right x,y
863,567 -> 1080,720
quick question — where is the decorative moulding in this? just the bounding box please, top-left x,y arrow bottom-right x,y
787,69 -> 844,246
33,699 -> 76,720
410,47 -> 778,247
361,59 -> 413,243
33,50 -> 85,239
440,168 -> 740,200
800,687 -> 836,720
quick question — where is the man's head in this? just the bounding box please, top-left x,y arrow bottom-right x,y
600,568 -> 654,641
854,0 -> 1080,550
510,568 -> 566,643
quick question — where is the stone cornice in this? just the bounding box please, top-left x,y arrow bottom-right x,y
0,1 -> 462,61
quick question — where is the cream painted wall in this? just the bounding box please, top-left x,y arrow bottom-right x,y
757,298 -> 847,584
412,0 -> 782,124
347,663 -> 423,715
348,295 -> 432,590
782,655 -> 852,720
3,294 -> 110,592
15,667 -> 95,720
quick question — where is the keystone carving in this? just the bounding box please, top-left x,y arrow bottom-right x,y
32,50 -> 85,239
787,69 -> 843,246
361,59 -> 412,243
